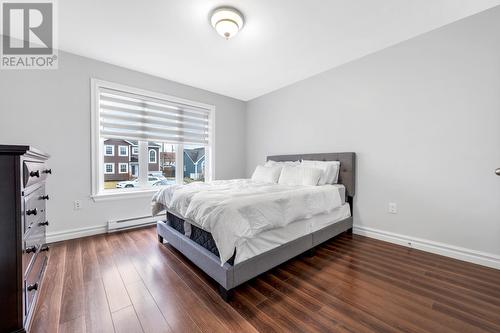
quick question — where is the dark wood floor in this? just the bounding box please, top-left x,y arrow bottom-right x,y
30,227 -> 500,333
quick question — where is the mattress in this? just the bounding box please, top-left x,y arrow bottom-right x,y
166,212 -> 237,264
164,203 -> 351,265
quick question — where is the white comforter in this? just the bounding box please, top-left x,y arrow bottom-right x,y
152,179 -> 343,265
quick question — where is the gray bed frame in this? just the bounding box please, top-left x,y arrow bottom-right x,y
156,152 -> 356,300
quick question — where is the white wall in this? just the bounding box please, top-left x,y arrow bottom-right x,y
0,51 -> 246,240
246,7 -> 500,263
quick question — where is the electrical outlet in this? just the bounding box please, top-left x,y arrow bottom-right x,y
74,200 -> 82,210
388,202 -> 397,214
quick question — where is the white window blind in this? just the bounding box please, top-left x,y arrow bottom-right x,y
98,87 -> 210,145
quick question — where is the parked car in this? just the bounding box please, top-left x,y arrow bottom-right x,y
116,176 -> 161,188
149,172 -> 166,180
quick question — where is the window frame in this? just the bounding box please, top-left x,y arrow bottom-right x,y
118,145 -> 129,157
132,147 -> 139,155
149,149 -> 157,163
118,163 -> 129,174
91,79 -> 215,201
104,145 -> 114,156
104,163 -> 114,174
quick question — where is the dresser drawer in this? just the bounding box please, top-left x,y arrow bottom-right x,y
23,185 -> 47,234
0,146 -> 50,333
24,251 -> 47,318
23,161 -> 50,188
22,224 -> 46,275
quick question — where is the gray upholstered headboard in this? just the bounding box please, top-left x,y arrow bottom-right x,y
266,152 -> 356,198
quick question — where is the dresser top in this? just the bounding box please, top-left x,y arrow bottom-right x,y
0,145 -> 50,158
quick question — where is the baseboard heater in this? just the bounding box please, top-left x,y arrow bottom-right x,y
107,215 -> 158,232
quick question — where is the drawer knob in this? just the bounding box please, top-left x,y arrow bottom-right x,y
39,195 -> 50,200
25,246 -> 37,254
41,246 -> 49,252
30,170 -> 40,178
26,208 -> 37,216
27,283 -> 38,292
43,169 -> 52,175
39,221 -> 49,226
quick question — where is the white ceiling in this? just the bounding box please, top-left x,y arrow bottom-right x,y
59,0 -> 500,101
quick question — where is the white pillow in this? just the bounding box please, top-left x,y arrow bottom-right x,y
278,166 -> 322,186
251,165 -> 282,183
265,160 -> 300,168
299,161 -> 328,185
301,160 -> 341,184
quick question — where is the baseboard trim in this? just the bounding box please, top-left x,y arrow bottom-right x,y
353,226 -> 500,270
46,220 -> 159,243
46,225 -> 107,243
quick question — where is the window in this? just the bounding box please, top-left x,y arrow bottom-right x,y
118,163 -> 128,174
91,79 -> 214,199
104,163 -> 114,174
104,145 -> 114,156
149,149 -> 157,163
118,145 -> 129,156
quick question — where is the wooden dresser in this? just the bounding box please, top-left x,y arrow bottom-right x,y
0,145 -> 51,333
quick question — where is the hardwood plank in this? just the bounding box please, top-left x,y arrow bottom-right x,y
258,268 -> 399,333
106,234 -> 142,285
135,228 -> 260,333
81,237 -> 101,283
311,247 -> 500,332
328,241 -> 500,311
234,283 -> 268,306
30,243 -> 67,333
230,289 -> 284,333
288,259 -> 467,333
102,269 -> 132,313
112,306 -> 144,333
31,227 -> 500,333
252,278 -> 338,332
84,278 -> 115,333
332,238 -> 500,300
347,234 -> 500,280
111,232 -> 202,333
123,231 -> 228,333
59,315 -> 85,333
126,280 -> 173,333
277,256 -> 484,333
93,234 -> 132,313
314,247 -> 500,330
59,239 -> 85,324
319,243 -> 500,327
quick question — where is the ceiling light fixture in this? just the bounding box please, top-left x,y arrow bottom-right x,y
210,7 -> 244,40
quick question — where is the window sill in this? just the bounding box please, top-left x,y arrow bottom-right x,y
91,189 -> 157,202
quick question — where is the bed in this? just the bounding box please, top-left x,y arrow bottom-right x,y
154,152 -> 355,300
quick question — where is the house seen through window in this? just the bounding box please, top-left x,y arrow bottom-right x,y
102,141 -> 208,189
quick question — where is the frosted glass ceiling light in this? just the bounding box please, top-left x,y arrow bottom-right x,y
211,7 -> 244,40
